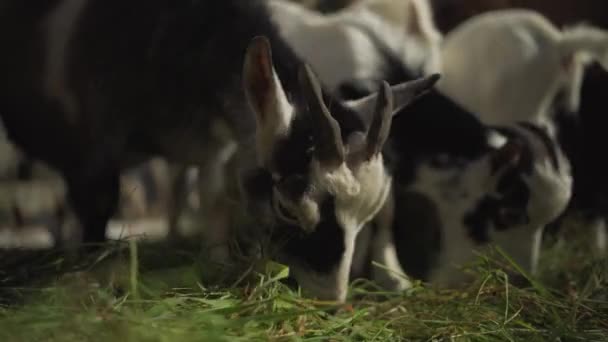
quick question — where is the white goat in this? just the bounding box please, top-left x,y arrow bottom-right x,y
438,9 -> 608,127
269,0 -> 442,92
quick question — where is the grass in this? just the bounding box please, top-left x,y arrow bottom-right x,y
0,230 -> 606,342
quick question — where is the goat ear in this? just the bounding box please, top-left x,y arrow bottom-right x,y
365,81 -> 393,160
243,36 -> 294,165
346,74 -> 439,122
243,36 -> 293,129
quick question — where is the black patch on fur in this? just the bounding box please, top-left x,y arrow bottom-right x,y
277,175 -> 310,202
464,181 -> 531,244
242,168 -> 274,203
392,190 -> 442,281
273,197 -> 345,274
463,196 -> 497,244
386,90 -> 493,187
495,171 -> 531,228
271,115 -> 314,178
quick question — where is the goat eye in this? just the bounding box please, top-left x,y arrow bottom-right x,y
272,192 -> 299,225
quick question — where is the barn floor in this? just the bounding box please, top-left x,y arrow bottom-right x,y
0,220 -> 606,341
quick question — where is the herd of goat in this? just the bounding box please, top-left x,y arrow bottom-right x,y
0,0 -> 607,302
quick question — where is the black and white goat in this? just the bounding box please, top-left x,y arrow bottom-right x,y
437,9 -> 608,253
348,85 -> 572,288
164,0 -> 444,241
271,2 -> 572,286
0,0 -> 436,301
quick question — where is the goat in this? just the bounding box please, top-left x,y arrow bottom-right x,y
430,0 -> 608,33
437,9 -> 608,253
348,84 -> 572,287
439,9 -> 608,127
302,10 -> 572,286
0,0 -> 436,302
163,0 -> 444,238
161,0 -> 443,240
273,0 -> 572,287
269,0 -> 442,93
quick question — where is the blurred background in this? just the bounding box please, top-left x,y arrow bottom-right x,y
0,0 -> 606,250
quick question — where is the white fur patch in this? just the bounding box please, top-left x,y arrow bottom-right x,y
44,0 -> 88,123
512,125 -> 573,228
322,155 -> 392,233
350,157 -> 393,226
298,195 -> 321,232
312,160 -> 361,199
268,0 -> 442,93
487,131 -> 508,149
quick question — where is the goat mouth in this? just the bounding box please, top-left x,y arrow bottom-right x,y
290,266 -> 349,303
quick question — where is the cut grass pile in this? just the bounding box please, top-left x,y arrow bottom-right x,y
0,232 -> 606,341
